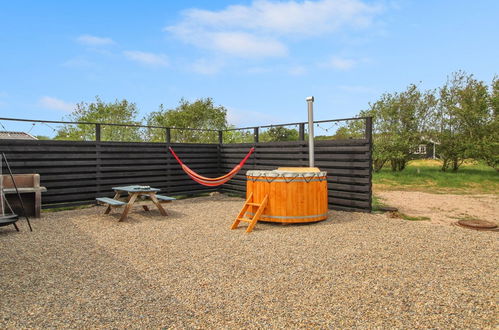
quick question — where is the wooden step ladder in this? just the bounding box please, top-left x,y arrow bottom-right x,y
231,192 -> 268,233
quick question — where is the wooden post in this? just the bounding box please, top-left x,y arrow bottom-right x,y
299,123 -> 305,141
365,116 -> 373,213
218,130 -> 223,144
95,123 -> 102,198
95,124 -> 101,142
254,127 -> 259,143
365,116 -> 373,142
165,128 -> 171,143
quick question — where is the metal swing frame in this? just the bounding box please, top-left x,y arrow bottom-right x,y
0,153 -> 32,232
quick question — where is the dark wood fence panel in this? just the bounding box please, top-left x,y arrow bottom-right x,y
0,137 -> 372,212
0,140 -> 218,207
219,139 -> 372,212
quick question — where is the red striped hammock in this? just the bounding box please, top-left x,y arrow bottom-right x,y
168,147 -> 255,187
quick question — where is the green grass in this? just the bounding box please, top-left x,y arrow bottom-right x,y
394,212 -> 431,221
371,195 -> 389,212
373,159 -> 499,194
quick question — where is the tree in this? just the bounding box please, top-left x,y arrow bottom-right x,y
259,126 -> 299,142
55,97 -> 142,141
434,71 -> 492,171
476,76 -> 499,170
144,98 -> 228,143
223,127 -> 255,144
362,84 -> 436,172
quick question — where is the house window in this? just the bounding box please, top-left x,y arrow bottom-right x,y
414,144 -> 427,155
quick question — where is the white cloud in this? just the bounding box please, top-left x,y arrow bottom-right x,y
77,34 -> 115,46
190,58 -> 224,75
326,56 -> 357,70
39,96 -> 75,112
123,51 -> 169,67
62,57 -> 96,68
322,56 -> 371,70
165,0 -> 382,58
210,32 -> 287,58
288,65 -> 307,75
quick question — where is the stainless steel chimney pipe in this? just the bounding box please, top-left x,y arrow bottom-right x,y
306,96 -> 314,167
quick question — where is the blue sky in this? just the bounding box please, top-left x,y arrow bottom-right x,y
0,0 -> 498,135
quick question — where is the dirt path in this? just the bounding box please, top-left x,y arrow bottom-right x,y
376,191 -> 499,226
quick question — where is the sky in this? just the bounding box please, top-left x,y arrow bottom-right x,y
0,0 -> 498,136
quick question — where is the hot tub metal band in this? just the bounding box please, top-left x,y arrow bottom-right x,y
245,211 -> 328,219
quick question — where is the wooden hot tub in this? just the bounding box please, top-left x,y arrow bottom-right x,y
246,168 -> 328,223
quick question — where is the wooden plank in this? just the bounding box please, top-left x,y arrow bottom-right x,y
329,204 -> 369,213
8,160 -> 98,167
3,153 -> 97,160
328,190 -> 369,200
328,197 -> 370,208
328,183 -> 370,192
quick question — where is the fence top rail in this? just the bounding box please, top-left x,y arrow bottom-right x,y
0,115 -> 372,133
0,117 -> 219,132
225,116 -> 371,131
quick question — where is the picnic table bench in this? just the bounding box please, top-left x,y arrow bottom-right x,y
96,185 -> 175,221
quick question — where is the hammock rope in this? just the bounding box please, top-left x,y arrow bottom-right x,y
169,147 -> 255,187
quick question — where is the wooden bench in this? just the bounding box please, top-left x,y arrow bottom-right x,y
96,194 -> 176,220
2,174 -> 47,218
154,195 -> 176,202
96,197 -> 127,207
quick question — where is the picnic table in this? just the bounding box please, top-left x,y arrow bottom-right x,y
96,185 -> 175,221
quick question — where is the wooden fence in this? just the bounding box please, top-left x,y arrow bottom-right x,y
220,139 -> 372,212
0,140 -> 218,207
0,137 -> 372,212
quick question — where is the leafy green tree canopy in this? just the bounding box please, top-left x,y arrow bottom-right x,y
435,71 -> 492,171
144,98 -> 228,143
361,84 -> 436,171
260,126 -> 299,142
55,97 -> 141,141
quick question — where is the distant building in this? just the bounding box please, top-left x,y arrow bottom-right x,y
0,131 -> 38,140
413,139 -> 439,159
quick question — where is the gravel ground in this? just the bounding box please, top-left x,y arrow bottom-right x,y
377,191 -> 499,226
1,194 -> 497,328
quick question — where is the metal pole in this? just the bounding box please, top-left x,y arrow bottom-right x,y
306,96 -> 315,167
2,153 -> 32,231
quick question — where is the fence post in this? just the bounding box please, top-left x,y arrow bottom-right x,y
365,117 -> 373,142
299,123 -> 305,141
365,116 -> 373,212
218,130 -> 223,144
95,124 -> 102,198
254,127 -> 259,143
95,124 -> 101,142
165,128 -> 171,143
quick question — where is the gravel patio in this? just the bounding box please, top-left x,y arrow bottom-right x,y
0,194 -> 497,328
